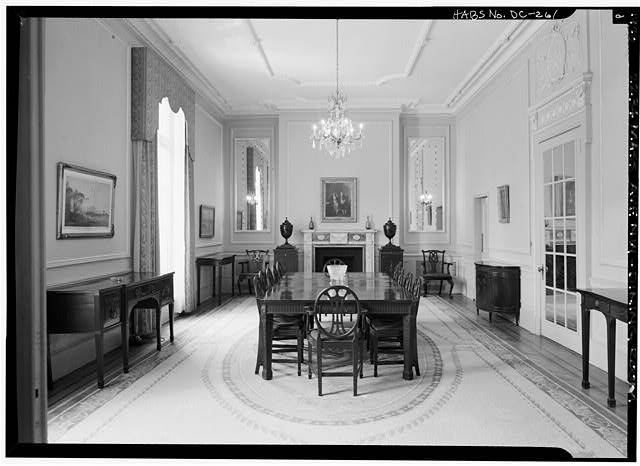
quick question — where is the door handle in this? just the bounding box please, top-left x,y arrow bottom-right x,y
537,265 -> 545,273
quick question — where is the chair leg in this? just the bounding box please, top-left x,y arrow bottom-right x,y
255,346 -> 262,375
439,279 -> 443,296
353,340 -> 358,396
317,339 -> 323,396
237,279 -> 242,296
373,334 -> 379,377
359,340 -> 364,378
449,279 -> 454,298
297,331 -> 302,376
307,340 -> 313,379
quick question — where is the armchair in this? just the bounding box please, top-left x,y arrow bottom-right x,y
237,249 -> 269,295
421,249 -> 454,298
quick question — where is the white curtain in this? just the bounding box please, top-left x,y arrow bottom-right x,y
157,97 -> 186,313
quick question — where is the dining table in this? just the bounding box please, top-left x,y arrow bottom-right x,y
259,272 -> 417,381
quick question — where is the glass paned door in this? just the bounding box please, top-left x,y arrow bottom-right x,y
539,134 -> 580,351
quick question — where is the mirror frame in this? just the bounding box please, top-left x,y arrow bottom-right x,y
233,136 -> 272,233
402,122 -> 451,246
407,136 -> 446,233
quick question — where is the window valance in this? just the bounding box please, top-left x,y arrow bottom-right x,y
131,47 -> 196,160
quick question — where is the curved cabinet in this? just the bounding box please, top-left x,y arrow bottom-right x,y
475,261 -> 520,325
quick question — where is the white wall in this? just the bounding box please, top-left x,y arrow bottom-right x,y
584,11 -> 628,376
43,18 -> 131,379
454,10 -> 628,377
44,19 -> 229,380
277,111 -> 401,270
194,100 -> 224,300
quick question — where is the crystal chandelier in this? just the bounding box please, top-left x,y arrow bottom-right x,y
311,20 -> 363,159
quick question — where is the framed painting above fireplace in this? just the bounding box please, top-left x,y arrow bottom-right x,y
321,177 -> 357,223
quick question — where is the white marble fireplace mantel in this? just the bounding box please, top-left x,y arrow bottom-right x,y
301,229 -> 378,273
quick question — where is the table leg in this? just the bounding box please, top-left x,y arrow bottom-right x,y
47,333 -> 53,391
581,307 -> 591,389
411,312 -> 420,376
95,331 -> 104,388
231,260 -> 235,297
606,315 -> 617,407
402,314 -> 413,380
211,264 -> 216,300
169,302 -> 174,342
217,264 -> 222,306
122,311 -> 130,373
197,263 -> 201,305
261,308 -> 273,380
155,302 -> 162,351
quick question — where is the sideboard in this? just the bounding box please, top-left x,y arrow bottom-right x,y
475,261 -> 521,325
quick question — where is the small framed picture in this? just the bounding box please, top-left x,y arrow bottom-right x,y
321,177 -> 357,223
497,185 -> 510,223
199,205 -> 215,238
56,163 -> 116,239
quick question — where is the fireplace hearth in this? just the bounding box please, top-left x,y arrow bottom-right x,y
314,247 -> 363,272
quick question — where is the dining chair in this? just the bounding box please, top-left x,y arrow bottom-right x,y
253,272 -> 306,376
273,263 -> 281,283
322,258 -> 346,276
421,249 -> 454,297
368,276 -> 422,377
392,262 -> 403,282
266,266 -> 276,288
274,262 -> 286,278
306,285 -> 366,396
237,249 -> 269,295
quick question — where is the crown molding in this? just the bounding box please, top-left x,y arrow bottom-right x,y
122,18 -> 229,120
446,20 -> 547,114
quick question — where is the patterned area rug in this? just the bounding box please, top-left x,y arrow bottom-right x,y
48,296 -> 626,458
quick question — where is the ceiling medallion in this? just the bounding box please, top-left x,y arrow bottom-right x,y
310,20 -> 364,159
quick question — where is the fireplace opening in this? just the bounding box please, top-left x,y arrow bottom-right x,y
314,247 -> 363,273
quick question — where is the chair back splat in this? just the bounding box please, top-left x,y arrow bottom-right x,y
237,249 -> 269,295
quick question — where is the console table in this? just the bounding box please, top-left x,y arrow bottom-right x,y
47,271 -> 174,389
577,288 -> 628,407
196,253 -> 236,306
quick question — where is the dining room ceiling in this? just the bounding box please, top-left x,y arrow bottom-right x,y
129,18 -> 535,115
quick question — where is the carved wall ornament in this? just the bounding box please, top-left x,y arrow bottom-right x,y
535,17 -> 583,101
530,75 -> 592,132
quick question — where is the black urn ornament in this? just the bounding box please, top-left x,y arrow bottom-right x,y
383,218 -> 397,244
279,217 -> 293,244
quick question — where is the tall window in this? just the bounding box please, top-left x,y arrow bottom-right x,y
157,97 -> 186,312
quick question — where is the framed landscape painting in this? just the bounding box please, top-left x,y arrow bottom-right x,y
56,163 -> 116,239
321,177 -> 357,223
199,205 -> 215,238
497,184 -> 510,223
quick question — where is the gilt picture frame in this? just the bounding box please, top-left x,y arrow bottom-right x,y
199,205 -> 215,238
497,184 -> 510,223
321,177 -> 357,223
56,162 -> 116,239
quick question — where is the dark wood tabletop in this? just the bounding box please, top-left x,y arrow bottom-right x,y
47,272 -> 173,294
262,272 -> 413,303
576,288 -> 628,305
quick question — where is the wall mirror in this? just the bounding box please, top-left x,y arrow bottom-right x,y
234,137 -> 271,232
407,136 -> 446,232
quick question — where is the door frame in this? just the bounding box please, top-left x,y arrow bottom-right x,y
529,73 -> 592,344
473,193 -> 489,261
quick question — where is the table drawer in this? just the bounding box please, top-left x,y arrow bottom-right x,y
582,294 -> 610,314
160,277 -> 173,306
127,281 -> 164,302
